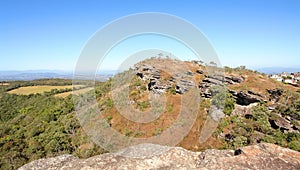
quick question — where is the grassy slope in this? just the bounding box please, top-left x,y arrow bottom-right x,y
96,59 -> 300,152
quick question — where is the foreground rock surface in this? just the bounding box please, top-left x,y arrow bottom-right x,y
19,143 -> 300,170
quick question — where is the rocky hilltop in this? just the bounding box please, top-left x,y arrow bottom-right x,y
2,57 -> 300,169
19,143 -> 300,170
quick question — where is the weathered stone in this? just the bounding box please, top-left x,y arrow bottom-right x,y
229,90 -> 266,106
209,106 -> 225,121
229,76 -> 244,83
267,88 -> 283,103
135,64 -> 161,81
176,79 -> 195,94
198,81 -> 212,98
204,75 -> 243,85
196,69 -> 204,74
19,143 -> 300,170
186,71 -> 194,76
232,103 -> 258,116
135,62 -> 194,94
206,75 -> 224,83
269,113 -> 292,132
202,78 -> 223,85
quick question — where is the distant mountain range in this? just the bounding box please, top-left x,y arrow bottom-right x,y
0,70 -> 115,81
253,67 -> 300,74
1,67 -> 299,81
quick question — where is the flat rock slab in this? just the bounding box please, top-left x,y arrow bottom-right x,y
19,143 -> 300,170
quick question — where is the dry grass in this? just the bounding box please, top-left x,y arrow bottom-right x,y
228,69 -> 299,95
8,85 -> 84,95
95,58 -> 299,151
98,59 -> 223,150
55,87 -> 93,98
0,83 -> 9,86
101,93 -> 182,138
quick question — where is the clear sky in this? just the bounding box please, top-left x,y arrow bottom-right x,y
0,0 -> 299,71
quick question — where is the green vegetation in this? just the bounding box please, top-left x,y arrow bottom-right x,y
216,94 -> 300,151
136,101 -> 150,111
0,79 -> 105,169
123,128 -> 133,137
211,85 -> 226,109
211,86 -> 235,116
152,128 -> 163,136
168,85 -> 177,95
167,104 -> 173,113
223,93 -> 235,116
54,87 -> 93,98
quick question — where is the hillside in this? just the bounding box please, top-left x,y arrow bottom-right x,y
1,58 -> 300,169
94,58 -> 300,151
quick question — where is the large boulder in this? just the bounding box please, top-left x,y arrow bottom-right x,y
226,75 -> 244,84
229,90 -> 267,106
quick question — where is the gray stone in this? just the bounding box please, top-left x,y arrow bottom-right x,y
229,90 -> 267,106
19,143 -> 300,170
267,88 -> 283,103
196,69 -> 204,74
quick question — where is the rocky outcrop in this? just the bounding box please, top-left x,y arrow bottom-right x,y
229,90 -> 267,106
205,75 -> 244,85
135,64 -> 161,81
225,75 -> 244,84
19,143 -> 300,170
199,75 -> 244,98
135,64 -> 170,94
199,82 -> 212,98
269,115 -> 292,132
135,63 -> 195,94
269,112 -> 300,133
267,88 -> 283,103
175,79 -> 195,94
198,76 -> 223,98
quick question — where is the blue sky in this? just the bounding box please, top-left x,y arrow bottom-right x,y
0,0 -> 299,71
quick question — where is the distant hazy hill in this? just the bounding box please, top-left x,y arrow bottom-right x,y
254,67 -> 300,74
0,70 -> 115,81
2,67 -> 299,81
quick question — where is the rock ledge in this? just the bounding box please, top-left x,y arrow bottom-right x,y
19,143 -> 300,170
